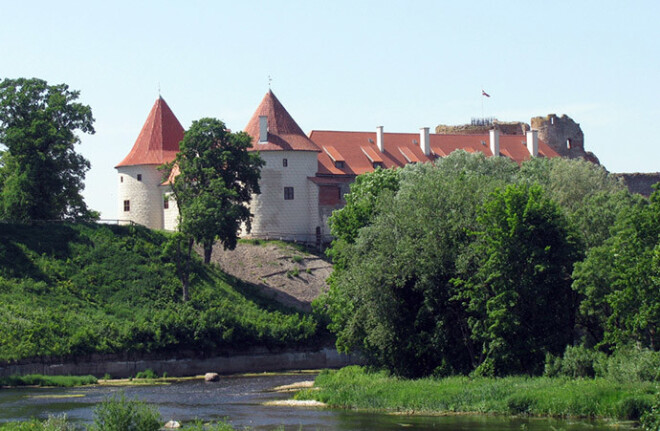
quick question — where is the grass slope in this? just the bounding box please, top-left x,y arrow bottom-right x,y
0,223 -> 321,362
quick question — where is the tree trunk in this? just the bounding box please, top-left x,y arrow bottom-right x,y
203,241 -> 213,264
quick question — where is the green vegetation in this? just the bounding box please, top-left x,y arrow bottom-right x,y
0,77 -> 97,222
316,153 -> 659,378
164,117 -> 264,267
0,222 -> 321,361
296,366 -> 656,420
0,374 -> 97,387
89,393 -> 160,431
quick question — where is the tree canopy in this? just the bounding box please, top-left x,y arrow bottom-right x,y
0,77 -> 96,221
166,117 -> 264,266
317,152 -> 658,377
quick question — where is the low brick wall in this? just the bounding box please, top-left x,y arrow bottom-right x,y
0,347 -> 362,378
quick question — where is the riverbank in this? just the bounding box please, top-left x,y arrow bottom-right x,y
0,347 -> 361,379
294,366 -> 658,421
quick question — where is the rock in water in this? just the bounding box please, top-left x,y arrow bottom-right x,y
204,372 -> 220,382
164,420 -> 181,429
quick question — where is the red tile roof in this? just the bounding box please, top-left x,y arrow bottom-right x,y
244,90 -> 320,152
116,97 -> 184,167
310,130 -> 560,176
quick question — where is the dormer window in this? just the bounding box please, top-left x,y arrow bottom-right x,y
373,162 -> 384,169
335,161 -> 345,169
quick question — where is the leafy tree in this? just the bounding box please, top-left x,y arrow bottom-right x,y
322,152 -> 519,377
0,78 -> 96,221
166,117 -> 263,267
520,157 -> 627,249
456,183 -> 581,375
573,185 -> 660,350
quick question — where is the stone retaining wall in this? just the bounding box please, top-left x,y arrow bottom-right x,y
0,348 -> 362,378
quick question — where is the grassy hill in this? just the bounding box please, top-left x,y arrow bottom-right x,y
0,223 -> 324,362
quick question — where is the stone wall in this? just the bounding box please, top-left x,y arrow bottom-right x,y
435,121 -> 529,136
0,347 -> 362,379
616,172 -> 660,197
530,114 -> 599,162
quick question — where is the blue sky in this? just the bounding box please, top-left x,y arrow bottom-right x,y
2,0 -> 659,218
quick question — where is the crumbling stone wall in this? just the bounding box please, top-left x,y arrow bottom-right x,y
435,121 -> 529,135
530,114 -> 599,163
616,173 -> 660,197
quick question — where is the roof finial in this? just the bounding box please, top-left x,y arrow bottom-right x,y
268,75 -> 272,89
158,82 -> 161,98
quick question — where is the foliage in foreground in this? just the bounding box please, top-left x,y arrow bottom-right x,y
0,223 -> 320,361
297,365 -> 657,421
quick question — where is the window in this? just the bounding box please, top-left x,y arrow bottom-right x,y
163,197 -> 169,209
283,158 -> 288,167
335,161 -> 345,169
373,162 -> 384,169
120,176 -> 123,183
123,200 -> 130,212
284,187 -> 294,200
137,174 -> 142,181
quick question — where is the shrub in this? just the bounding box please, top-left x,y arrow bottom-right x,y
291,255 -> 303,263
134,369 -> 157,379
595,347 -> 660,382
641,391 -> 660,431
90,393 -> 161,431
615,396 -> 653,421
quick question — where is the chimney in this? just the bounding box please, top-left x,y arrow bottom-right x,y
526,130 -> 538,157
420,127 -> 430,156
259,116 -> 268,143
376,126 -> 384,152
489,129 -> 500,157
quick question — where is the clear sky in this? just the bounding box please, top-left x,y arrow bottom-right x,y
2,0 -> 658,218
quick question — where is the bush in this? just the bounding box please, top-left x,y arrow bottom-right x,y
615,396 -> 653,421
642,391 -> 660,431
90,393 -> 161,431
134,369 -> 157,379
595,347 -> 660,382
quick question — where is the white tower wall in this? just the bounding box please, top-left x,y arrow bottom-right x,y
248,151 -> 320,242
117,165 -> 165,229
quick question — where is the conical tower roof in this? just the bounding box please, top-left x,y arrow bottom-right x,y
116,97 -> 184,167
244,90 -> 320,152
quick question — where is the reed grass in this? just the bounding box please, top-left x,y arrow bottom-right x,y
295,366 -> 657,420
0,374 -> 97,387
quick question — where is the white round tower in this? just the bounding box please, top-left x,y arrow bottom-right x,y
115,97 -> 184,230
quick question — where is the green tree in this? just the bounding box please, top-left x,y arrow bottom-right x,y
573,185 -> 660,350
166,117 -> 264,267
456,183 -> 581,375
0,78 -> 96,221
322,152 -> 519,377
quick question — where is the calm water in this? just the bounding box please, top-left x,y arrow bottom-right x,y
0,373 -> 630,430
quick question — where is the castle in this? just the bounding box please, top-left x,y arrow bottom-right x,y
116,91 -> 609,242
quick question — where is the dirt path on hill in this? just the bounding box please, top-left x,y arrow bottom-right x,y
207,241 -> 332,311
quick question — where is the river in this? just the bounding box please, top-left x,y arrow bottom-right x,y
0,372 -> 631,430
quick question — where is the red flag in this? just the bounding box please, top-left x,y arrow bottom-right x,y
482,90 -> 490,98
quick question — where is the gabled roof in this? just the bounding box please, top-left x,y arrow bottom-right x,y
116,97 -> 184,168
244,90 -> 320,152
310,130 -> 560,176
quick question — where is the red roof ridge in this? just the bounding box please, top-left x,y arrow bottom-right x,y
116,97 -> 184,167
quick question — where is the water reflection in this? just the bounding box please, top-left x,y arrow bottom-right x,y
0,373 -> 629,430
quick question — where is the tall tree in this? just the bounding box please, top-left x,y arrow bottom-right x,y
166,118 -> 264,267
456,183 -> 581,375
0,78 -> 96,221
